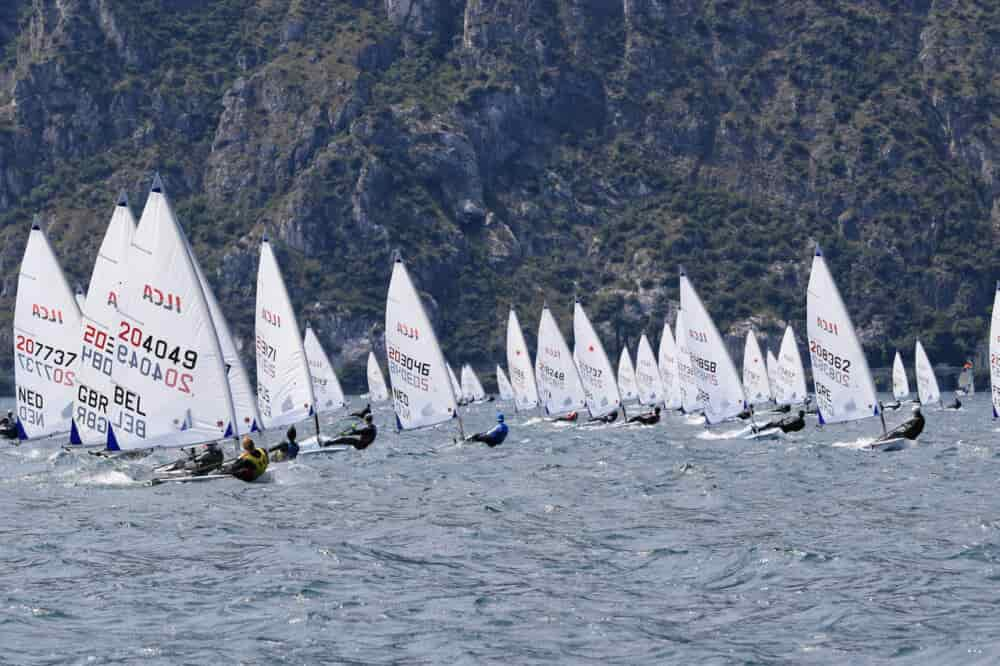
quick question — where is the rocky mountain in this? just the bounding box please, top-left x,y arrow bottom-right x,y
1,0 -> 998,393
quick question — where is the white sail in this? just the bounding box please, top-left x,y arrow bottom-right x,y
675,310 -> 700,413
766,349 -> 779,400
194,248 -> 261,436
573,300 -> 622,418
13,221 -> 84,440
776,326 -> 808,406
892,351 -> 910,400
73,194 -> 136,445
958,364 -> 975,395
617,346 -> 638,403
367,351 -> 389,402
384,254 -> 459,430
447,362 -> 463,401
658,319 -> 682,410
635,333 -> 664,405
108,176 -> 236,450
991,282 -> 1000,418
255,238 -> 315,430
496,365 -> 515,402
742,330 -> 771,406
805,246 -> 879,425
506,308 -> 540,410
304,325 -> 347,412
535,304 -> 586,416
461,364 -> 487,402
914,340 -> 941,407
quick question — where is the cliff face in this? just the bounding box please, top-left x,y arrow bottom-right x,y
0,0 -> 998,391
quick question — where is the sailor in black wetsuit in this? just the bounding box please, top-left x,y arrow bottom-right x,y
325,413 -> 377,450
268,426 -> 300,462
945,394 -> 962,410
469,414 -> 509,447
878,406 -> 925,443
350,403 -> 371,419
627,406 -> 661,425
755,410 -> 806,434
587,409 -> 618,425
0,411 -> 17,439
162,441 -> 224,476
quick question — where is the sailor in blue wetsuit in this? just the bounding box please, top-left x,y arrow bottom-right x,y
470,413 -> 509,447
268,426 -> 300,461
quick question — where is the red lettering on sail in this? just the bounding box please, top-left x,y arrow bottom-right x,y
31,304 -> 64,323
142,284 -> 182,313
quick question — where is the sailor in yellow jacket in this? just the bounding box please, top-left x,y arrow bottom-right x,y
224,436 -> 269,482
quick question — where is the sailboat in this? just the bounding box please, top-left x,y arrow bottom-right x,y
657,318 -> 682,411
957,362 -> 975,396
506,307 -> 540,411
775,326 -> 808,407
806,245 -> 905,451
678,267 -> 747,428
535,303 -> 587,420
886,350 -> 910,409
991,282 -> 1000,419
11,218 -> 84,442
384,252 -> 461,436
914,340 -> 942,408
460,364 -> 488,403
72,193 -> 136,446
742,330 -> 772,407
635,333 -> 664,406
573,299 -> 623,421
255,236 -> 317,442
367,351 -> 390,402
617,346 -> 639,404
496,365 -> 515,403
766,348 -> 780,402
107,175 -> 237,453
304,324 -> 347,414
446,362 -> 464,405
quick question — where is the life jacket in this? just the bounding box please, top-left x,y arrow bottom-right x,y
239,447 -> 269,480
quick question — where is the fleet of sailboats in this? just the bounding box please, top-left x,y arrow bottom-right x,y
8,179 -> 997,463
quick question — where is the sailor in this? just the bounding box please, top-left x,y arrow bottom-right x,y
945,393 -> 962,410
0,411 -> 17,439
224,436 -> 270,482
189,441 -> 224,475
878,405 -> 925,442
469,413 -> 509,447
554,410 -> 578,423
627,406 -> 661,426
268,426 -> 300,462
755,410 -> 806,434
587,409 -> 618,424
350,403 -> 371,419
324,413 -> 377,450
882,400 -> 902,411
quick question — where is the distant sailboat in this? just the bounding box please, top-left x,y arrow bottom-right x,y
991,282 -> 1000,419
506,308 -> 540,411
742,330 -> 772,407
957,362 -> 975,396
304,324 -> 347,414
766,348 -> 780,401
775,326 -> 808,406
658,318 -> 682,411
255,237 -> 316,433
73,193 -> 136,445
678,268 -> 746,424
892,350 -> 910,402
13,218 -> 84,441
635,333 -> 664,406
496,365 -> 515,403
461,364 -> 487,403
535,304 -> 587,418
914,340 -> 942,407
573,299 -> 622,419
384,252 -> 461,435
107,176 -> 236,451
617,346 -> 639,404
446,362 -> 463,403
367,351 -> 390,402
806,245 -> 903,450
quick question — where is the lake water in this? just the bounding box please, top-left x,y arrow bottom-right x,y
1,395 -> 999,664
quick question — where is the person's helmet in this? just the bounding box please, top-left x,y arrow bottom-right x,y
798,410 -> 805,418
912,405 -> 922,415
287,425 -> 297,441
497,413 -> 505,423
364,414 -> 373,423
654,406 -> 661,414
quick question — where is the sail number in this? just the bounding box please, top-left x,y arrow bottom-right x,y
118,322 -> 198,369
387,345 -> 431,392
815,317 -> 840,336
809,340 -> 851,387
16,335 -> 78,367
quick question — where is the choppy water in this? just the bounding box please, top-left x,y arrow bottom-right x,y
2,395 -> 1000,664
